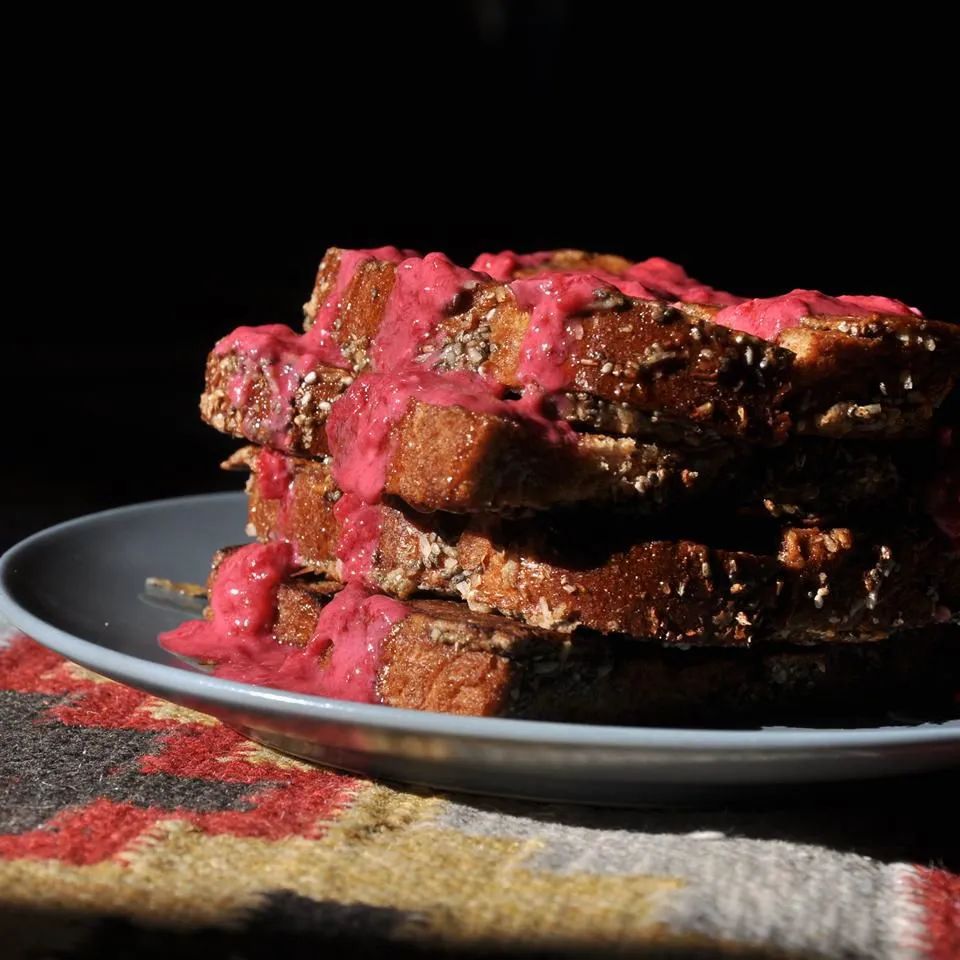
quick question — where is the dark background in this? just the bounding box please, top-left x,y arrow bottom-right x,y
4,4 -> 956,550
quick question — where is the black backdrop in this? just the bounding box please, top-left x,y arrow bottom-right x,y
4,4 -> 956,549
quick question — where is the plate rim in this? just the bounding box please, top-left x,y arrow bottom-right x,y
2,491 -> 958,752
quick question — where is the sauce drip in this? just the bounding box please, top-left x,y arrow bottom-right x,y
159,542 -> 408,701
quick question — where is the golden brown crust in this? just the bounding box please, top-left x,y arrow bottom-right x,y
778,315 -> 960,438
201,352 -> 351,459
379,631 -> 515,717
208,377 -> 737,513
382,402 -> 733,513
300,248 -> 794,444
303,249 -> 402,371
299,248 -> 960,442
241,449 -> 948,644
488,249 -> 960,439
202,258 -> 958,514
266,574 -> 960,723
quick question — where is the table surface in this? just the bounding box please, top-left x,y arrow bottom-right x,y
1,622 -> 958,960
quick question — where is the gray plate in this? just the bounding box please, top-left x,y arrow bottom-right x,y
1,492 -> 958,805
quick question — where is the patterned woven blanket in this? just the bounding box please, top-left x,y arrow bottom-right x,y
0,629 -> 957,960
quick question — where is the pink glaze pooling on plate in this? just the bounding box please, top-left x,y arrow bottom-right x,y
159,541 -> 293,665
159,542 -> 408,701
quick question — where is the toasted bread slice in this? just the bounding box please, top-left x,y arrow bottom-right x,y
475,248 -> 960,439
303,247 -> 960,440
173,547 -> 957,723
206,363 -> 735,513
301,248 -> 793,444
776,315 -> 960,438
201,349 -> 353,457
277,580 -> 958,722
234,447 -> 948,644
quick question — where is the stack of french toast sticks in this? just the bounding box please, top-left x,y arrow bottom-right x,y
160,247 -> 960,725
